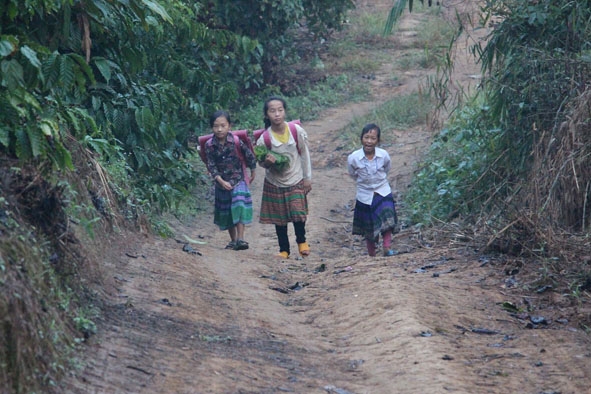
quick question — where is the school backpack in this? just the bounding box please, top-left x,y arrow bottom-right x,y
253,120 -> 301,154
198,130 -> 254,184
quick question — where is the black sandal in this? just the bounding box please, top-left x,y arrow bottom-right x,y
225,241 -> 236,249
234,239 -> 249,250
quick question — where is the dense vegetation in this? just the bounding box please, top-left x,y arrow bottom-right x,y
405,0 -> 591,241
0,0 -> 354,213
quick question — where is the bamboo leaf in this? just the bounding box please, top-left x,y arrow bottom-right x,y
149,92 -> 161,120
70,53 -> 95,84
0,35 -> 18,57
42,52 -> 59,89
94,57 -> 112,82
15,128 -> 31,160
6,93 -> 28,119
27,125 -> 44,157
0,126 -> 9,147
20,45 -> 41,69
39,120 -> 55,138
384,0 -> 408,35
59,55 -> 75,89
141,0 -> 172,23
136,106 -> 155,131
1,59 -> 25,90
20,90 -> 42,111
51,142 -> 74,170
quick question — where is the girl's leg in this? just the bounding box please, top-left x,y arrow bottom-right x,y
381,230 -> 398,256
228,225 -> 237,242
366,239 -> 377,257
293,221 -> 306,244
293,221 -> 310,256
275,225 -> 290,255
382,230 -> 392,250
236,223 -> 245,241
233,223 -> 249,250
225,225 -> 237,249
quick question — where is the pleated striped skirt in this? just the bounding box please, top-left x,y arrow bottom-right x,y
352,192 -> 398,241
259,179 -> 308,226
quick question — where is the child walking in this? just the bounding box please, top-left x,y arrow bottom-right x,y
347,123 -> 399,257
256,96 -> 312,259
204,110 -> 257,250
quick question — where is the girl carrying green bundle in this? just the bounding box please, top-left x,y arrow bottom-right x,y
255,96 -> 312,259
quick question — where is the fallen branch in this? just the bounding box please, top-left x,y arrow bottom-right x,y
126,365 -> 153,375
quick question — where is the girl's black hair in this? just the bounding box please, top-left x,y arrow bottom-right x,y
210,110 -> 231,128
263,96 -> 287,128
361,123 -> 381,142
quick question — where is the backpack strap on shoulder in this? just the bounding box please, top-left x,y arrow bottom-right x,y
287,121 -> 301,154
232,133 -> 240,153
255,121 -> 300,153
263,130 -> 272,149
231,132 -> 251,185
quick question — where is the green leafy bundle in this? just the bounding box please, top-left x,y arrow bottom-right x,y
254,145 -> 289,171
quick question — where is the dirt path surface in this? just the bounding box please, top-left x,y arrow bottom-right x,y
65,2 -> 591,393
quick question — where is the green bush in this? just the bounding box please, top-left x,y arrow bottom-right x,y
404,99 -> 502,225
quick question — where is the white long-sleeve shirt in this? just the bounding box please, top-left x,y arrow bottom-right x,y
347,147 -> 392,205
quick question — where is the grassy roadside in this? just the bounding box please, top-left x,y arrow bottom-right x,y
263,3 -> 453,127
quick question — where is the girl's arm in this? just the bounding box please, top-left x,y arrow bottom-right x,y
205,144 -> 220,180
296,126 -> 312,180
384,151 -> 392,173
205,144 -> 233,190
239,140 -> 256,182
347,154 -> 357,179
255,134 -> 274,168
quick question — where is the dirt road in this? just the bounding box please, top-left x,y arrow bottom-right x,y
64,2 -> 591,393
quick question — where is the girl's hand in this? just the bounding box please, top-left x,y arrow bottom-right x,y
264,153 -> 276,166
303,179 -> 312,194
216,176 -> 233,191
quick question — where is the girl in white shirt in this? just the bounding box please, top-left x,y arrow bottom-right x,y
347,123 -> 398,257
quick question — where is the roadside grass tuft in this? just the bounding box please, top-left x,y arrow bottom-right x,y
338,92 -> 433,150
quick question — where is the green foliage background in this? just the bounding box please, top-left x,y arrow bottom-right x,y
0,0 -> 354,213
405,0 -> 591,233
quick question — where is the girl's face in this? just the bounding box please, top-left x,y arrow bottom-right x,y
266,100 -> 286,127
212,115 -> 231,141
362,129 -> 379,154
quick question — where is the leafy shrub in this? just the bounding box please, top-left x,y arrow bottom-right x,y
476,0 -> 591,178
404,100 -> 502,225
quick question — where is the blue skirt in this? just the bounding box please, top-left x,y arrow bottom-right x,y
352,193 -> 398,241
